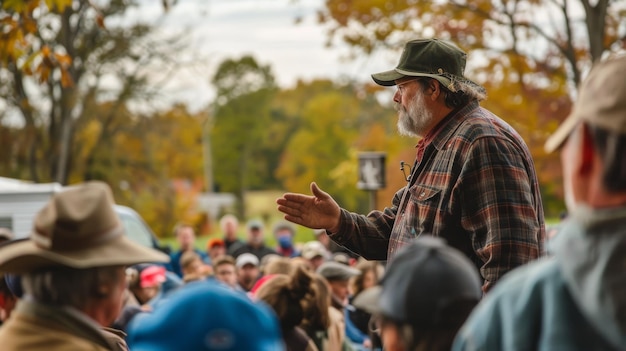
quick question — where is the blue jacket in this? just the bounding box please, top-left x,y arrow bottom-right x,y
168,248 -> 210,278
453,205 -> 626,351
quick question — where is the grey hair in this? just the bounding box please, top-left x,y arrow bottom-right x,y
448,79 -> 487,102
418,78 -> 486,110
219,214 -> 239,231
21,265 -> 124,309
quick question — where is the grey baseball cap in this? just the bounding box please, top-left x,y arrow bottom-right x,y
316,261 -> 361,281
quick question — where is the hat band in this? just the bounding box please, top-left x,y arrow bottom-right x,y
32,225 -> 125,251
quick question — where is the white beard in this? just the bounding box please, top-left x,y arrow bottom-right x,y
395,90 -> 434,138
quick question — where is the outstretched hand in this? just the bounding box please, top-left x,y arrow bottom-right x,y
276,182 -> 341,233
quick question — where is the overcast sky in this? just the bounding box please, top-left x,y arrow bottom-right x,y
122,0 -> 395,112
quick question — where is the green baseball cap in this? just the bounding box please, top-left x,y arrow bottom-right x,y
371,38 -> 476,92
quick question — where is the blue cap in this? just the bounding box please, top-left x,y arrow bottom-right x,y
127,281 -> 285,351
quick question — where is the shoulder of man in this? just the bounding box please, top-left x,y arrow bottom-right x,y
452,258 -> 563,350
454,107 -> 532,153
227,243 -> 247,257
101,327 -> 130,351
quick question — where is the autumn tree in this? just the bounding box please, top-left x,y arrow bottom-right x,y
72,103 -> 206,237
210,55 -> 277,218
0,0 -> 183,184
315,0 -> 625,214
274,79 -> 409,213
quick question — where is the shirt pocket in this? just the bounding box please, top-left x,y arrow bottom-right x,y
402,184 -> 442,237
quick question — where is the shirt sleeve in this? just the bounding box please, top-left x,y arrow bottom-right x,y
457,135 -> 542,293
327,187 -> 405,260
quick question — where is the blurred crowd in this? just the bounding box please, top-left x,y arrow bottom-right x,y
0,46 -> 624,351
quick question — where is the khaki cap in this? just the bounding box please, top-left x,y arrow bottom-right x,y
545,55 -> 626,153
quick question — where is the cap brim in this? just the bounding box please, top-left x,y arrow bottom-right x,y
330,268 -> 361,280
302,252 -> 323,260
0,236 -> 170,274
352,286 -> 382,315
372,69 -> 457,89
371,69 -> 406,86
544,113 -> 580,153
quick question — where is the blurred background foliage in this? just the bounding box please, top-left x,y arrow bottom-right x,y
0,0 -> 624,238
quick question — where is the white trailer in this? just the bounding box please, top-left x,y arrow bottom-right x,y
0,177 -> 63,238
0,177 -> 167,253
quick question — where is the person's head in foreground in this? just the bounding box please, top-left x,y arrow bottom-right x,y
127,281 -> 285,351
0,181 -> 169,350
254,265 -> 318,350
373,236 -> 481,351
543,54 -> 626,212
451,55 -> 626,351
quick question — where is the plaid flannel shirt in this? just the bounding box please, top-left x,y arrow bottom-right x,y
329,101 -> 545,292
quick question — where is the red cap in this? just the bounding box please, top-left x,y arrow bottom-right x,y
140,265 -> 166,288
248,274 -> 278,297
206,238 -> 225,250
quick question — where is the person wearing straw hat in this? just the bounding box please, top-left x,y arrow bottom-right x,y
453,55 -> 626,351
278,38 -> 545,293
0,181 -> 169,351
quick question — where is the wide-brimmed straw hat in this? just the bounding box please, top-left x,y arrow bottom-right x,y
0,181 -> 169,274
544,55 -> 626,153
371,38 -> 480,92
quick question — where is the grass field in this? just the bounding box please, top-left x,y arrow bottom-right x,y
161,189 -> 316,251
160,189 -> 562,252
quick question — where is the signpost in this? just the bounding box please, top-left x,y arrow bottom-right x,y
357,152 -> 386,211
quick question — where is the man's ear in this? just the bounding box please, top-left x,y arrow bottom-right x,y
425,79 -> 441,100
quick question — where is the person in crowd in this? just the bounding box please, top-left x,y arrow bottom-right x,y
273,221 -> 301,258
236,252 -> 261,292
453,55 -> 626,351
301,274 -> 336,351
317,261 -> 363,351
128,264 -> 166,306
366,236 -> 482,351
213,255 -> 239,290
260,253 -> 282,275
348,260 -> 385,349
264,256 -> 296,276
230,219 -> 278,261
314,228 -> 345,254
127,280 -> 285,351
206,237 -> 227,262
255,266 -> 319,351
169,224 -> 209,278
180,250 -> 212,283
301,241 -> 330,271
277,38 -> 545,293
0,181 -> 169,350
332,252 -> 356,267
220,214 -> 245,253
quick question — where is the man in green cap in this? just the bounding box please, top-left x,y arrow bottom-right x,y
277,38 -> 545,293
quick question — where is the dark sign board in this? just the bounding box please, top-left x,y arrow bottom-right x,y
357,152 -> 386,190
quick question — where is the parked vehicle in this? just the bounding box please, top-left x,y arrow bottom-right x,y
0,177 -> 169,253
